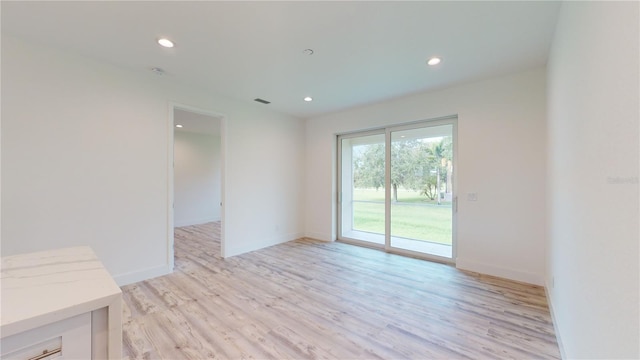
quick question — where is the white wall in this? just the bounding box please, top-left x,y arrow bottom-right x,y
305,68 -> 547,285
1,35 -> 305,285
174,131 -> 221,227
546,2 -> 639,358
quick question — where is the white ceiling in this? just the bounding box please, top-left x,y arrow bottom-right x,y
1,1 -> 561,119
174,109 -> 221,136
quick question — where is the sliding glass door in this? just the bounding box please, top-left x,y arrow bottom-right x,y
389,124 -> 454,258
338,118 -> 456,261
338,131 -> 386,245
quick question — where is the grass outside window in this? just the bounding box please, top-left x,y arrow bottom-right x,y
352,188 -> 452,245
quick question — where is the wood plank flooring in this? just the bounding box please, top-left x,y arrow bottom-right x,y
121,222 -> 560,359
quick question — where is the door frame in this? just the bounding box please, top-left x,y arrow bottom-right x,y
336,128 -> 386,250
167,102 -> 228,270
337,115 -> 458,264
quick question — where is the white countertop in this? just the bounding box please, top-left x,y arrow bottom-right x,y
1,246 -> 122,338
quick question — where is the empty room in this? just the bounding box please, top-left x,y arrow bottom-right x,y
1,1 -> 638,360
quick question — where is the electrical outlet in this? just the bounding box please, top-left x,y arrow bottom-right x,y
467,192 -> 478,201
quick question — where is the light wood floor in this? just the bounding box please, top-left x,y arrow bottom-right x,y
121,222 -> 560,359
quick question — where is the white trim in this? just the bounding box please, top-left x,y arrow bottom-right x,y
456,257 -> 544,286
338,236 -> 455,265
168,102 -> 228,264
113,264 -> 172,286
304,231 -> 334,242
384,128 -> 392,250
336,134 -> 343,243
545,282 -> 567,359
336,115 -> 458,262
335,114 -> 458,137
336,129 -> 386,243
224,232 -> 305,257
167,103 -> 175,273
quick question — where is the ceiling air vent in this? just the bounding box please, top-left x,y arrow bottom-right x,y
254,98 -> 271,104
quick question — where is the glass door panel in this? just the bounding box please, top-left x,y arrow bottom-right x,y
339,133 -> 386,245
338,118 -> 456,261
389,125 -> 453,258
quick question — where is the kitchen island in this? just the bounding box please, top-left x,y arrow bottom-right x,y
1,246 -> 122,359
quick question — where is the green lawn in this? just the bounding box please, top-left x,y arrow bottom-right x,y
352,188 -> 452,245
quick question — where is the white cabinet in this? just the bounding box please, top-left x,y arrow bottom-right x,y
2,312 -> 91,359
1,247 -> 122,359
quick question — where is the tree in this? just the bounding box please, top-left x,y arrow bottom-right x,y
420,176 -> 438,200
352,137 -> 452,202
390,139 -> 425,201
353,143 -> 385,190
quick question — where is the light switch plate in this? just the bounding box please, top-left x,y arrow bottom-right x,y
467,193 -> 478,201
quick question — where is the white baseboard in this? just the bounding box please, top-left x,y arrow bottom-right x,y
304,231 -> 333,242
223,231 -> 305,258
456,257 -> 544,286
113,264 -> 172,286
174,216 -> 220,227
544,281 -> 567,359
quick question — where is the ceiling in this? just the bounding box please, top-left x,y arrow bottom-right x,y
174,109 -> 222,136
1,1 -> 561,119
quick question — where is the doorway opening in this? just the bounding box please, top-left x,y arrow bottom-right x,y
169,105 -> 226,269
337,117 -> 457,262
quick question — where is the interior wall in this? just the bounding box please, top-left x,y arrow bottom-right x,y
546,2 -> 639,358
1,35 -> 305,285
174,131 -> 221,227
305,68 -> 547,285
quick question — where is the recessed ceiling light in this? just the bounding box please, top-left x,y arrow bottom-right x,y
175,124 -> 183,128
303,49 -> 314,56
304,96 -> 313,102
158,38 -> 174,48
427,57 -> 441,66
